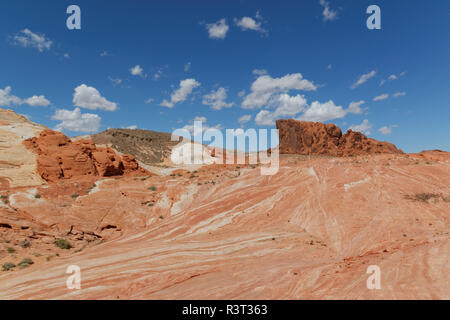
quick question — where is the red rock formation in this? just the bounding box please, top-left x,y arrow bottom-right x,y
276,119 -> 403,156
24,129 -> 148,182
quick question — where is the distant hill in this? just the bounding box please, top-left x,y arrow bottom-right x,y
90,128 -> 182,166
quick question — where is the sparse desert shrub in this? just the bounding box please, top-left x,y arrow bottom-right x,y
55,238 -> 72,250
34,194 -> 41,199
71,193 -> 79,199
6,247 -> 15,253
442,196 -> 450,203
405,193 -> 441,203
20,239 -> 31,248
149,186 -> 157,191
18,258 -> 33,269
2,262 -> 16,271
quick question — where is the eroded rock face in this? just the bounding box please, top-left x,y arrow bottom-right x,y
24,129 -> 148,182
276,119 -> 403,156
0,109 -> 47,188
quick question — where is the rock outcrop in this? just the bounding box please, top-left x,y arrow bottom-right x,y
276,119 -> 403,156
24,129 -> 148,182
0,109 -> 47,188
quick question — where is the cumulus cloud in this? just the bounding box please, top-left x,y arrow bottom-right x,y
378,124 -> 397,135
351,70 -> 376,89
234,12 -> 266,33
373,93 -> 389,101
238,114 -> 252,125
130,65 -> 146,77
160,78 -> 200,108
255,94 -> 308,126
0,86 -> 23,106
63,53 -> 70,59
380,71 -> 406,86
52,108 -> 101,133
206,19 -> 229,39
0,86 -> 50,107
298,100 -> 346,122
319,0 -> 338,21
73,84 -> 118,111
347,100 -> 365,114
394,91 -> 406,98
238,90 -> 246,98
125,125 -> 137,130
23,95 -> 51,107
12,29 -> 52,52
349,119 -> 372,135
100,50 -> 111,57
145,98 -> 154,104
202,87 -> 234,110
242,73 -> 317,109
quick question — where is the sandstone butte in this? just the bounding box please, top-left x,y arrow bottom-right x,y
0,109 -> 449,300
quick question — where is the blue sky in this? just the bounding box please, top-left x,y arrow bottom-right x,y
0,0 -> 449,152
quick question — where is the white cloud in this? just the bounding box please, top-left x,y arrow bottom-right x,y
108,76 -> 122,86
0,86 -> 22,106
130,65 -> 146,77
252,69 -> 268,76
319,0 -> 338,21
349,119 -> 372,135
184,62 -> 191,72
327,64 -> 332,70
52,108 -> 101,133
0,86 -> 50,107
378,124 -> 398,135
234,12 -> 266,33
238,90 -> 246,98
298,100 -> 346,122
242,73 -> 317,109
73,84 -> 118,111
238,114 -> 252,125
125,125 -> 137,130
202,87 -> 234,110
12,29 -> 52,52
63,53 -> 70,59
23,95 -> 51,107
145,98 -> 154,104
160,78 -> 200,108
206,19 -> 229,39
373,93 -> 389,101
351,70 -> 376,89
394,91 -> 406,98
380,71 -> 406,86
378,126 -> 391,135
100,50 -> 110,57
255,94 -> 308,126
347,100 -> 365,114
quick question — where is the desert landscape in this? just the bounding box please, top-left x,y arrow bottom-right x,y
0,108 -> 448,299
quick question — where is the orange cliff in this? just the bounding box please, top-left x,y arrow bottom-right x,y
23,129 -> 148,182
276,119 -> 403,156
